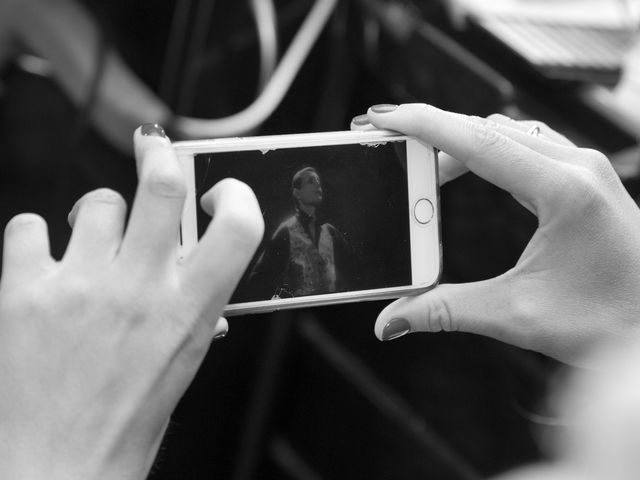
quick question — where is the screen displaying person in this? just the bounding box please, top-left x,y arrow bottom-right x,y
246,166 -> 355,300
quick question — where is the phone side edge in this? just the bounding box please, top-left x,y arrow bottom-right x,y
222,283 -> 436,316
177,149 -> 197,261
407,140 -> 442,289
171,129 -> 408,154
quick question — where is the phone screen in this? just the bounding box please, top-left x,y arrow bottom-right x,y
193,141 -> 412,303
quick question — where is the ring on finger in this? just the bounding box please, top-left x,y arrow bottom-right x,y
527,125 -> 541,136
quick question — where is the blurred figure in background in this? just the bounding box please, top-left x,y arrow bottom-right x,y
0,0 -> 171,154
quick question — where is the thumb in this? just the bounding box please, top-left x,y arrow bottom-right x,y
375,278 -> 516,344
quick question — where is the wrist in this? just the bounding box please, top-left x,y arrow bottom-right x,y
0,414 -> 168,480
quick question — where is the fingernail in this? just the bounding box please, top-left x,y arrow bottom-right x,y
351,114 -> 371,126
382,318 -> 411,341
141,123 -> 167,138
370,104 -> 398,114
67,208 -> 77,228
67,198 -> 81,228
213,330 -> 228,341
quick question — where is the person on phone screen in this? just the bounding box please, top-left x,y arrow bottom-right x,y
246,166 -> 355,300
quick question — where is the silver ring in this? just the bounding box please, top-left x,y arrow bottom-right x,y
527,125 -> 541,136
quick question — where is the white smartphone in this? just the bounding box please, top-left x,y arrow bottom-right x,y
175,130 -> 441,316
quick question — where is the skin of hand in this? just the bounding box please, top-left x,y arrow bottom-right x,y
0,125 -> 264,479
352,103 -> 640,368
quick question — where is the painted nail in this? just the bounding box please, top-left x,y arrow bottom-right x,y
213,330 -> 228,341
67,197 -> 82,228
351,114 -> 371,126
370,104 -> 398,114
382,317 -> 411,341
141,123 -> 167,138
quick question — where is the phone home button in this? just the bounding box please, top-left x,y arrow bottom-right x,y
413,198 -> 434,225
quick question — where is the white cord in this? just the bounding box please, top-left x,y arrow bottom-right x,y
249,0 -> 278,91
174,0 -> 339,139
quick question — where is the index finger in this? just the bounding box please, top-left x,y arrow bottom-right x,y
118,125 -> 186,271
350,113 -> 468,186
180,178 -> 264,316
367,104 -> 568,207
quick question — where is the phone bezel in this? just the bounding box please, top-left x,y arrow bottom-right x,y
174,129 -> 441,315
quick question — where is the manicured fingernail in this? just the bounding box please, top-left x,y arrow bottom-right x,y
141,123 -> 167,138
213,330 -> 228,341
370,104 -> 398,114
382,317 -> 411,341
67,201 -> 80,228
351,114 -> 371,126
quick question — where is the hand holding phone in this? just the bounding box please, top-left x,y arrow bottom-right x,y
176,129 -> 441,315
360,103 -> 640,368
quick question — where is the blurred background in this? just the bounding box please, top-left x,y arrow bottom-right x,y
1,0 -> 640,478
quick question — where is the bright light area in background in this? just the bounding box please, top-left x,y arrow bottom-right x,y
446,0 -> 640,28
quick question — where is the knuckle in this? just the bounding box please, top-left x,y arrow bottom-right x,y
569,151 -> 614,192
144,165 -> 187,199
471,122 -> 508,152
525,120 -> 547,130
425,294 -> 455,332
552,165 -> 602,209
54,270 -> 133,315
27,273 -> 96,318
580,147 -> 607,164
4,288 -> 45,319
579,148 -> 614,175
416,103 -> 434,114
60,275 -> 93,302
573,167 -> 601,191
483,118 -> 501,130
218,209 -> 264,247
414,103 -> 442,122
535,120 -> 551,130
540,166 -> 611,222
486,113 -> 510,123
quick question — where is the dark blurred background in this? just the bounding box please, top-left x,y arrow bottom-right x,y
2,0 -> 640,478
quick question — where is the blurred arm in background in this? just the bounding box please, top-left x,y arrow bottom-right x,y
0,0 -> 338,154
0,0 -> 172,154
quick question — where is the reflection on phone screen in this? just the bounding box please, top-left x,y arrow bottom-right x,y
194,141 -> 412,303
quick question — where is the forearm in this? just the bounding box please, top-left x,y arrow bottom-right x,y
13,0 -> 171,153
